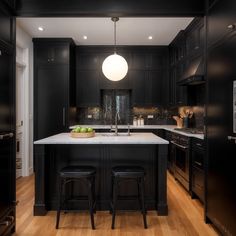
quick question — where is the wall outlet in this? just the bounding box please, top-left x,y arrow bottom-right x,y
87,115 -> 92,119
147,115 -> 154,119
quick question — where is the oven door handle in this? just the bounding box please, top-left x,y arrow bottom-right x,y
171,141 -> 188,149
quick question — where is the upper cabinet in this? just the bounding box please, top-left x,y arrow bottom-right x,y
185,18 -> 204,57
168,17 -> 205,106
0,4 -> 15,47
2,0 -> 15,10
34,41 -> 71,65
208,0 -> 236,47
76,46 -> 168,107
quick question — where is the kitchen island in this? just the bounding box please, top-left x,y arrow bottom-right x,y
34,132 -> 169,216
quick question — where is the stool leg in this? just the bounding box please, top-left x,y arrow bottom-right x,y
88,178 -> 95,230
109,176 -> 114,214
56,177 -> 63,229
140,177 -> 148,229
137,178 -> 142,212
111,178 -> 118,229
92,176 -> 96,214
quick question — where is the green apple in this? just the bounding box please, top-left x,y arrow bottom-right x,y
75,127 -> 81,133
87,127 -> 93,133
80,127 -> 87,133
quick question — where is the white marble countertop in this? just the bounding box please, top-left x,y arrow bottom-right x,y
69,125 -> 204,140
34,132 -> 169,145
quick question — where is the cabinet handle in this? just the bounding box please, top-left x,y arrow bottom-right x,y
227,24 -> 235,30
0,132 -> 14,140
171,141 -> 188,149
194,161 -> 202,167
63,108 -> 65,126
0,50 -> 2,56
0,221 -> 11,226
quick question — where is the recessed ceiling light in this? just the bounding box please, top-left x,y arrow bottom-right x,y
83,35 -> 88,40
148,36 -> 153,40
38,26 -> 44,31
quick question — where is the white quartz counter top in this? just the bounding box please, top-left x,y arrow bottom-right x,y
34,132 -> 169,145
69,125 -> 204,140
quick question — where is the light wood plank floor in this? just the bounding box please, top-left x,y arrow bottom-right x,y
13,173 -> 219,236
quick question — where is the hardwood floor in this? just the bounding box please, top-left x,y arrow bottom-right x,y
14,173 -> 218,236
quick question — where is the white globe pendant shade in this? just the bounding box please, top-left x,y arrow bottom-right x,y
102,53 -> 128,81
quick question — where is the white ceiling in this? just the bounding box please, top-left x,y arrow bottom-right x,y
17,17 -> 193,46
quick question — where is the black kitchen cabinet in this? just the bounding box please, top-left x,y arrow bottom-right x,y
130,70 -> 146,106
34,42 -> 70,65
191,138 -> 205,203
185,18 -> 204,57
76,46 -> 168,107
130,70 -> 164,106
0,6 -> 14,47
0,2 -> 15,235
76,70 -> 100,107
150,70 -> 163,106
175,65 -> 187,105
168,66 -> 187,106
33,38 -> 75,140
2,0 -> 15,10
207,0 -> 236,48
76,52 -> 100,70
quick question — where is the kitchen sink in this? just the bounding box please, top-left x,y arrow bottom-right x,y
101,133 -> 131,137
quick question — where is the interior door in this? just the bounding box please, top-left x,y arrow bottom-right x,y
206,32 -> 236,235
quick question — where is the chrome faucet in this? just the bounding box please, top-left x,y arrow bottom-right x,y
111,111 -> 120,135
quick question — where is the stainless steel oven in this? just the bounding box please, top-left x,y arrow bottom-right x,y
171,133 -> 190,191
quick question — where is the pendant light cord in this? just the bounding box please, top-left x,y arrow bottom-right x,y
114,19 -> 117,53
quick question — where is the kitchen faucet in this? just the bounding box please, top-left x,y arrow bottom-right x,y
110,111 -> 120,135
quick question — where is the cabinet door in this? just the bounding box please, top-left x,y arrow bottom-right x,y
76,70 -> 100,107
130,70 -> 146,106
208,0 -> 236,47
149,70 -> 162,106
176,65 -> 187,105
35,65 -> 68,140
35,44 -> 69,65
169,67 -> 176,106
130,53 -> 148,70
77,52 -> 100,70
0,45 -> 14,132
2,0 -> 15,9
0,8 -> 14,46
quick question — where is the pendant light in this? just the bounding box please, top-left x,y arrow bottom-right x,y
102,17 -> 128,81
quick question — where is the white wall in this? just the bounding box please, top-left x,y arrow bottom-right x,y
16,23 -> 34,176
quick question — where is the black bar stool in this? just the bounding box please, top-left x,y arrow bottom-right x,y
110,166 -> 147,229
56,166 -> 96,230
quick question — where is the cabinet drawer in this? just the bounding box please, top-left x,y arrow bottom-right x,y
192,167 -> 204,202
192,138 -> 205,149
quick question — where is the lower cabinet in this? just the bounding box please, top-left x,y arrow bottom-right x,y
191,138 -> 205,203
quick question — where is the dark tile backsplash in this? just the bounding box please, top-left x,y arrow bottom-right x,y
73,104 -> 205,129
74,106 -> 178,126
